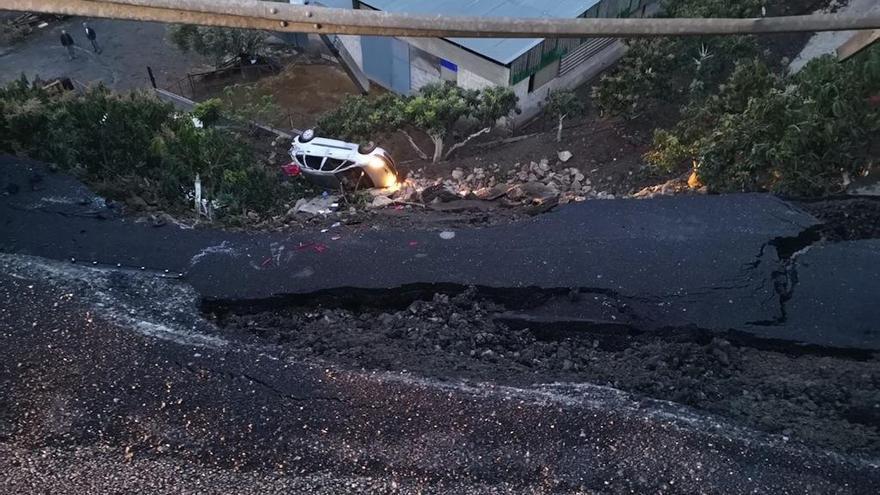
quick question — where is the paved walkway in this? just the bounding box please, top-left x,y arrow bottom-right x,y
0,16 -> 208,90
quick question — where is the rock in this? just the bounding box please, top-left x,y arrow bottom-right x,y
370,195 -> 394,208
126,195 -> 148,210
295,195 -> 338,215
474,184 -> 511,201
451,169 -> 464,180
558,150 -> 573,163
506,185 -> 526,201
151,213 -> 176,227
519,182 -> 559,202
421,184 -> 460,203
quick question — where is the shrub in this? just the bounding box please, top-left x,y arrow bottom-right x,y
592,0 -> 763,117
647,46 -> 880,196
192,98 -> 223,127
0,79 -> 297,217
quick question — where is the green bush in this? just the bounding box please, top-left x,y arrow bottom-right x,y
192,98 -> 223,127
316,93 -> 401,144
648,46 -> 880,196
592,0 -> 763,117
0,79 -> 296,217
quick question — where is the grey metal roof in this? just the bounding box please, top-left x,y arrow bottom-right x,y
360,0 -> 602,65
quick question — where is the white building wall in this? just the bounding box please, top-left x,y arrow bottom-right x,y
411,64 -> 441,91
400,36 -> 509,86
513,41 -> 626,122
336,34 -> 363,69
457,68 -> 496,91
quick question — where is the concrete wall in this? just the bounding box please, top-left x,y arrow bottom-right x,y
457,67 -> 496,91
335,31 -> 628,124
410,44 -> 442,91
513,41 -> 626,122
400,36 -> 509,87
336,34 -> 363,69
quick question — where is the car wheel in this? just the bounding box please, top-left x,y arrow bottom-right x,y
357,141 -> 376,154
300,129 -> 315,143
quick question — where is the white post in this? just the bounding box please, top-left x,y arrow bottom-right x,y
194,173 -> 202,214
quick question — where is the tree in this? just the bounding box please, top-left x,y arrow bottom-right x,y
400,83 -> 517,162
168,24 -> 266,67
316,93 -> 401,144
317,83 -> 518,163
544,89 -> 584,142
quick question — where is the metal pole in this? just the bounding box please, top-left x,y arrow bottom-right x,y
3,0 -> 880,37
146,66 -> 157,88
103,0 -> 880,36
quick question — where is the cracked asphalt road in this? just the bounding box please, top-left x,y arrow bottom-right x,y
3,156 -> 879,349
1,254 -> 878,493
2,157 -> 880,492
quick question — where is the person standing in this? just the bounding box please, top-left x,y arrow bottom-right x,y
83,22 -> 101,54
60,30 -> 75,60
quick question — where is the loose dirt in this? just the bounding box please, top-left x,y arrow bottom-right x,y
210,285 -> 880,459
799,198 -> 880,241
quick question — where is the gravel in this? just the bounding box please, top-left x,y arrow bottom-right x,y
213,288 -> 880,457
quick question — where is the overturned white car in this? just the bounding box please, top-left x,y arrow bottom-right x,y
288,129 -> 398,190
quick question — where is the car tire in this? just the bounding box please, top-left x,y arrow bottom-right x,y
299,129 -> 315,143
357,141 -> 376,154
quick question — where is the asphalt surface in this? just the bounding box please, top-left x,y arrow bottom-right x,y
3,156 -> 880,349
0,16 -> 206,91
2,253 -> 877,494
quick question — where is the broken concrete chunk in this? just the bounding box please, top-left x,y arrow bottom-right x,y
519,182 -> 559,202
295,195 -> 338,215
474,184 -> 512,201
420,184 -> 461,203
558,150 -> 573,163
370,195 -> 394,208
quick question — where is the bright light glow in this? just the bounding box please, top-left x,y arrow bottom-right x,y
379,174 -> 398,189
367,156 -> 387,170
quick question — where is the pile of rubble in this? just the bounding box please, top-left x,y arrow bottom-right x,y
378,151 -> 616,208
